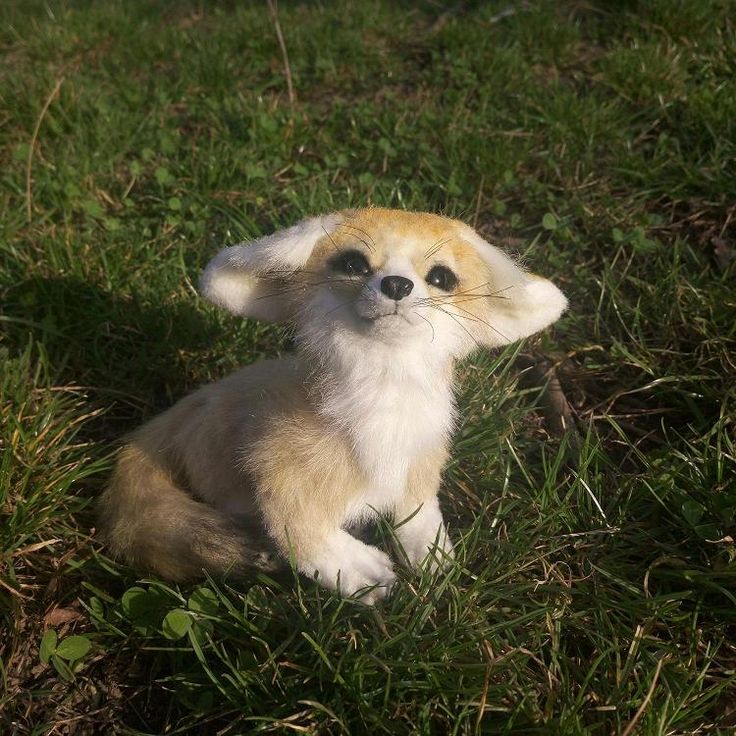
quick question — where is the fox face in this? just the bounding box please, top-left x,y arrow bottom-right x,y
301,215 -> 483,355
201,208 -> 567,362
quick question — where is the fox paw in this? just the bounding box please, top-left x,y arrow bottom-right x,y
395,500 -> 454,573
302,530 -> 396,604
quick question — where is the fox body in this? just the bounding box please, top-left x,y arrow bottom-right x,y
99,208 -> 567,603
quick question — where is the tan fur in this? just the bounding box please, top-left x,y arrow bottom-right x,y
99,447 -> 280,581
247,409 -> 364,557
99,354 -> 442,580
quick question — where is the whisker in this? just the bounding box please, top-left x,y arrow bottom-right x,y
253,285 -> 306,302
414,281 -> 494,301
424,237 -> 452,261
417,298 -> 510,344
416,302 -> 481,348
412,309 -> 435,343
416,283 -> 515,304
418,290 -> 512,307
448,293 -> 511,305
320,293 -> 373,318
441,281 -> 495,297
337,223 -> 376,253
253,278 -> 363,301
433,301 -> 511,342
255,271 -> 365,287
420,301 -> 484,326
322,225 -> 343,256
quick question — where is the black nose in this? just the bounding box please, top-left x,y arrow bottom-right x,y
380,275 -> 414,301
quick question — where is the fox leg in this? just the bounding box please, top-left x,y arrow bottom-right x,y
393,448 -> 454,572
257,478 -> 395,603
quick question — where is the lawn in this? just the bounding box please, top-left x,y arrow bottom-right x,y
1,0 -> 735,733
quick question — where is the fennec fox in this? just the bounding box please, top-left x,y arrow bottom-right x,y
99,208 -> 567,603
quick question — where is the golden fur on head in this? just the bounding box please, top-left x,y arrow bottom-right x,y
100,208 -> 567,603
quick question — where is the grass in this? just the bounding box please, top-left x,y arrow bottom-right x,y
1,0 -> 735,732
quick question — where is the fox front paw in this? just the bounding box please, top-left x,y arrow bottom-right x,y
395,500 -> 454,573
301,530 -> 396,604
398,524 -> 454,572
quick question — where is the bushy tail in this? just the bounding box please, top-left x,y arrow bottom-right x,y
98,444 -> 282,581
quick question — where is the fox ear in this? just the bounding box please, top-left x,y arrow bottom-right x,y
200,213 -> 345,322
462,229 -> 568,347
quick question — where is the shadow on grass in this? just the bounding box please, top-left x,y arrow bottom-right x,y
5,274 -> 213,419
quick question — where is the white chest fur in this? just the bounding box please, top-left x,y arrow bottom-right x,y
313,333 -> 455,517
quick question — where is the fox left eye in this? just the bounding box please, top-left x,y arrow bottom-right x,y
426,265 -> 458,292
330,249 -> 372,277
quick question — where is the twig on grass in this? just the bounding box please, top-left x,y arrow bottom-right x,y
473,174 -> 485,230
516,354 -> 580,443
0,576 -> 31,599
266,0 -> 296,108
487,5 -> 523,25
621,656 -> 666,736
25,77 -> 64,224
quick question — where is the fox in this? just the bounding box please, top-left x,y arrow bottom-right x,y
98,207 -> 567,603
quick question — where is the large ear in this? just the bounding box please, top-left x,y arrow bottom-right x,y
462,229 -> 568,347
200,213 -> 345,322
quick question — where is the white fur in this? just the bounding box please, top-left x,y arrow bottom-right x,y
459,227 -> 569,346
395,497 -> 454,571
199,213 -> 345,322
304,328 -> 455,495
300,529 -> 396,603
297,273 -> 458,524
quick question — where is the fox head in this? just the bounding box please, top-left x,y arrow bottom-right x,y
200,208 -> 567,360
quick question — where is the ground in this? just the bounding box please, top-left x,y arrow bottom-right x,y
1,1 -> 735,733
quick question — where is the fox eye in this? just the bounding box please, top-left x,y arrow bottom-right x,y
330,249 -> 372,277
426,265 -> 458,292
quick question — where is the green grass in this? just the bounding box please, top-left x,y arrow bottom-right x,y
1,0 -> 735,733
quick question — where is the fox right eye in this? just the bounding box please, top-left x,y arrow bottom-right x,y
330,249 -> 372,277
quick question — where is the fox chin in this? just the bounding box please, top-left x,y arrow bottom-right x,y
98,207 -> 567,604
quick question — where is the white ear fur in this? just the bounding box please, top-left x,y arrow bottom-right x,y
462,229 -> 568,346
200,213 -> 344,322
